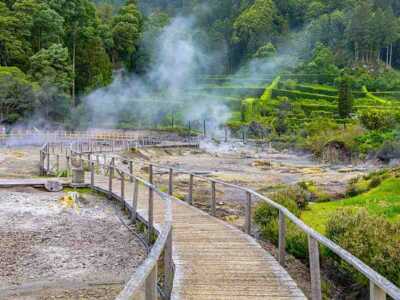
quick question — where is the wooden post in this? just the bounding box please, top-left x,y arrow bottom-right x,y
211,181 -> 216,216
168,168 -> 173,196
46,146 -> 50,172
39,151 -> 44,175
132,178 -> 139,223
129,161 -> 133,182
164,229 -> 173,298
121,174 -> 125,207
370,282 -> 386,300
188,174 -> 193,205
245,192 -> 251,234
148,165 -> 154,244
108,165 -> 113,198
203,120 -> 206,137
96,155 -> 99,171
145,265 -> 157,300
66,156 -> 70,175
279,210 -> 286,266
55,154 -> 59,173
90,161 -> 95,187
308,235 -> 322,300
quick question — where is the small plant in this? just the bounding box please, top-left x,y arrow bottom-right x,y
56,169 -> 69,178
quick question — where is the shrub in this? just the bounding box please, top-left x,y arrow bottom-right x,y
326,209 -> 400,287
359,109 -> 396,131
368,176 -> 382,189
346,177 -> 371,197
273,113 -> 289,136
254,186 -> 310,259
356,130 -> 396,154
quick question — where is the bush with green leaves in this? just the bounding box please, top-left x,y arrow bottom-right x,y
326,209 -> 400,287
254,186 -> 309,259
359,109 -> 397,131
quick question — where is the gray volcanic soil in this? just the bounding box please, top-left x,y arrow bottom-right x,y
0,147 -> 41,178
0,187 -> 146,299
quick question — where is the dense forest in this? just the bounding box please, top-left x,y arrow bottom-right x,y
1,0 -> 400,127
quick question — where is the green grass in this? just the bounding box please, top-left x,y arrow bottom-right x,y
301,178 -> 400,233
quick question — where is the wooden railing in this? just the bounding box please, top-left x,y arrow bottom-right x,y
40,142 -> 175,300
110,157 -> 400,300
0,131 -> 199,146
39,138 -> 400,300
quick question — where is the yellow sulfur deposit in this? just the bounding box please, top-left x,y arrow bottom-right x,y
59,192 -> 80,213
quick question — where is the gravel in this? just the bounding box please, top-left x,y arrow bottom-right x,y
0,188 -> 146,299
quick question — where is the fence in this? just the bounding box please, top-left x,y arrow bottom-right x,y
110,156 -> 400,300
40,141 -> 174,300
38,138 -> 400,300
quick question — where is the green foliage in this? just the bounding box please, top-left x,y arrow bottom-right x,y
338,76 -> 353,119
301,120 -> 364,158
325,209 -> 400,287
362,86 -> 388,105
111,2 -> 141,70
302,173 -> 400,233
355,130 -> 397,155
300,43 -> 340,82
254,186 -> 309,259
0,66 -> 37,124
253,42 -> 276,59
260,76 -> 280,107
29,44 -> 72,93
359,109 -> 396,130
233,0 -> 276,55
272,89 -> 338,102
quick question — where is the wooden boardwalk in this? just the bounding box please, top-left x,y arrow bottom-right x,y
89,171 -> 306,300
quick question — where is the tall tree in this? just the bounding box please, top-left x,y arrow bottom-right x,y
111,1 -> 142,70
338,75 -> 353,119
232,0 -> 276,59
29,43 -> 72,93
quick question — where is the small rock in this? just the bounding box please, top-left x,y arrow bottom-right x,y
45,181 -> 63,192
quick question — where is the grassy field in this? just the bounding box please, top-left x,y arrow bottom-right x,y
301,178 -> 400,233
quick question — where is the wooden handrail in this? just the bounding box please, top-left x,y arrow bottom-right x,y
39,138 -> 400,300
111,156 -> 400,300
40,141 -> 175,300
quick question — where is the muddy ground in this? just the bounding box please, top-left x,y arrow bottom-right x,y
0,147 -> 42,178
0,185 -> 146,299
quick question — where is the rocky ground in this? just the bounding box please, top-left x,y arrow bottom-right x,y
0,186 -> 146,299
122,140 -> 377,226
0,147 -> 41,178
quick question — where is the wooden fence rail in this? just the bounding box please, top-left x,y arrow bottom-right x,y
38,139 -> 400,300
40,142 -> 175,300
111,157 -> 400,300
